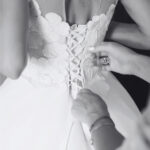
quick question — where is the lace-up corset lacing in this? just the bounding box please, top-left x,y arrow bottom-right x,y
66,25 -> 88,99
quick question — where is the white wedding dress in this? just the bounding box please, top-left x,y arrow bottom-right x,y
0,0 -> 141,150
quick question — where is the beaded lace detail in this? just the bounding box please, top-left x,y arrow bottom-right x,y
24,0 -> 117,98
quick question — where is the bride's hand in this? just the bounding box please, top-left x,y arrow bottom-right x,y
89,42 -> 139,75
71,89 -> 109,128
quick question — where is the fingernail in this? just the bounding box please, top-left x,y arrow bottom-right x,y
88,47 -> 95,51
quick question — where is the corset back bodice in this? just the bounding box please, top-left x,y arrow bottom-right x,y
24,0 -> 118,98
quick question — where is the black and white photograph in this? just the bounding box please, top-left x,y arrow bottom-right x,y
0,0 -> 150,149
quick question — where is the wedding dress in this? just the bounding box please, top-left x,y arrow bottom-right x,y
0,0 -> 141,150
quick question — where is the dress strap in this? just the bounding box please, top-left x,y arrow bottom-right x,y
29,0 -> 42,17
98,0 -> 118,16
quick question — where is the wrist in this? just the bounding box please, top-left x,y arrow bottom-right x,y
90,116 -> 115,134
88,111 -> 110,129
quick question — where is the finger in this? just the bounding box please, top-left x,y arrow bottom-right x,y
88,42 -> 112,53
71,100 -> 81,110
99,51 -> 108,57
71,100 -> 86,113
74,95 -> 87,106
95,45 -> 110,53
78,89 -> 92,95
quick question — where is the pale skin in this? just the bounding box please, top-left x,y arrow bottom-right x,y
107,0 -> 150,50
0,0 -> 28,82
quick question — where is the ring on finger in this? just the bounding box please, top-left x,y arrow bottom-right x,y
98,56 -> 110,66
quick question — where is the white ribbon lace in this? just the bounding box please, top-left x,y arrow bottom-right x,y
66,25 -> 88,99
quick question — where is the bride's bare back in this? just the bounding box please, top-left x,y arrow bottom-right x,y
36,0 -> 116,25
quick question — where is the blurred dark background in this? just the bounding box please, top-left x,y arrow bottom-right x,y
112,2 -> 150,111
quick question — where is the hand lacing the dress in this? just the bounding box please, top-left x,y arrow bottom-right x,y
66,25 -> 88,99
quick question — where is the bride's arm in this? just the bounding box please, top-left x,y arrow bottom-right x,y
106,0 -> 150,50
0,0 -> 28,79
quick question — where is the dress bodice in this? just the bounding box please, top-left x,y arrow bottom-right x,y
24,0 -> 118,98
